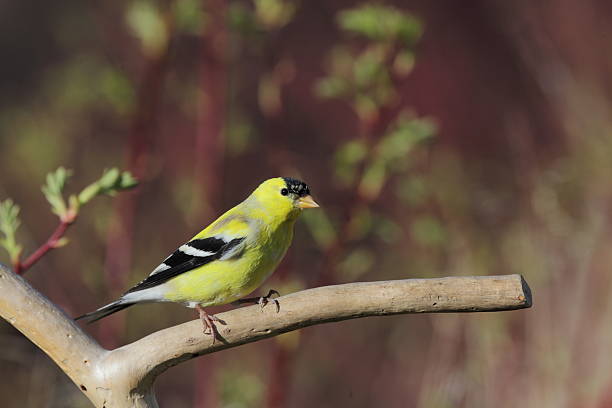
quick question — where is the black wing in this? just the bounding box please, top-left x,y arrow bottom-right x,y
125,237 -> 245,293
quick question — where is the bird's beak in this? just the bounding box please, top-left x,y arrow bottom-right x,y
297,195 -> 320,209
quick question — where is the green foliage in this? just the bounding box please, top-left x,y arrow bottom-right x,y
333,139 -> 368,185
42,167 -> 73,219
317,3 -> 437,267
316,3 -> 424,122
218,369 -> 264,408
395,175 -> 428,207
228,3 -> 258,34
338,3 -> 422,45
373,215 -> 402,243
78,168 -> 138,205
0,200 -> 22,264
125,0 -> 168,57
378,114 -> 434,162
226,118 -> 256,156
43,167 -> 137,220
228,0 -> 297,34
302,209 -> 338,250
393,50 -> 415,76
98,68 -> 136,115
316,43 -> 396,115
254,0 -> 296,29
359,115 -> 435,199
2,167 -> 137,271
335,113 -> 436,198
44,56 -> 135,115
315,76 -> 348,100
173,0 -> 205,34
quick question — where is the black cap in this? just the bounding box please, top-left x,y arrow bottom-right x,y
282,177 -> 310,197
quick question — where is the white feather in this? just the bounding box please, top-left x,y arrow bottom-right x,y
179,244 -> 216,257
150,263 -> 171,275
122,285 -> 168,303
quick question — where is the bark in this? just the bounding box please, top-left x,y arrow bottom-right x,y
0,264 -> 531,407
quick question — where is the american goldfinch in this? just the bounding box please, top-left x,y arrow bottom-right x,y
76,177 -> 319,340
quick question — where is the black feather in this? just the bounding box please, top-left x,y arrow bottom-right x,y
74,237 -> 246,323
126,256 -> 214,293
281,177 -> 310,197
126,237 -> 245,293
74,301 -> 135,323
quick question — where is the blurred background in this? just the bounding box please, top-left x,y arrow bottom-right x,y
1,0 -> 612,407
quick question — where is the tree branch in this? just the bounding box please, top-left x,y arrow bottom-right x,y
0,263 -> 531,408
0,264 -> 105,400
112,274 -> 531,391
15,216 -> 74,274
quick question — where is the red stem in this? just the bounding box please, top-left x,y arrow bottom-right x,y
15,218 -> 73,275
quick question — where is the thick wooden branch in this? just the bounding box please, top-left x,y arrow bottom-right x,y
0,264 -> 531,408
111,275 -> 531,392
0,266 -> 107,404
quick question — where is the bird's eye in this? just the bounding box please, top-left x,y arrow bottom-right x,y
280,188 -> 289,196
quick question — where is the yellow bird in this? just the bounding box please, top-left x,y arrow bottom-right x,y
76,177 -> 319,340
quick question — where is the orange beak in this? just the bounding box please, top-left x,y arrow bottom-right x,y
297,195 -> 320,209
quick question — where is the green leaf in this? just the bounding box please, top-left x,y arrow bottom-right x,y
53,237 -> 70,248
358,159 -> 386,199
99,67 -> 135,115
302,209 -> 337,250
353,46 -> 386,87
42,167 -> 72,218
395,176 -> 428,207
374,216 -> 402,243
226,117 -> 256,156
334,139 -> 368,185
393,50 -> 415,77
315,76 -> 350,99
0,199 -> 22,263
353,93 -> 379,122
119,171 -> 138,189
378,114 -> 436,166
338,4 -> 423,46
254,0 -> 296,29
126,0 -> 168,57
173,0 -> 205,34
219,369 -> 264,408
228,2 -> 258,34
78,168 -> 138,205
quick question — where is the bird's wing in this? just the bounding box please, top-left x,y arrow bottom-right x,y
125,235 -> 246,293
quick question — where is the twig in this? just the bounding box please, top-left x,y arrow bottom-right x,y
14,213 -> 75,275
0,263 -> 532,408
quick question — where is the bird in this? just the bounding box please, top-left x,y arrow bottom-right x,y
75,177 -> 319,341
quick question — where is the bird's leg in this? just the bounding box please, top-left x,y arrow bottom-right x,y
235,289 -> 280,312
195,304 -> 223,344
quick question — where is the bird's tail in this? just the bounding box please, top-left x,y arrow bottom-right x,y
74,300 -> 135,323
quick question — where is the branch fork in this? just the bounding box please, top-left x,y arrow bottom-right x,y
0,265 -> 531,408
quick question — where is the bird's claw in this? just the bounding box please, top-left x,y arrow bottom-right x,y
258,289 -> 280,313
236,289 -> 280,313
196,305 -> 225,344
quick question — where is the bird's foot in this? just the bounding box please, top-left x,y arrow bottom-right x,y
195,305 -> 225,344
236,289 -> 280,313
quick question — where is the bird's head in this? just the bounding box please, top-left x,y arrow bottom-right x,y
249,177 -> 319,221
